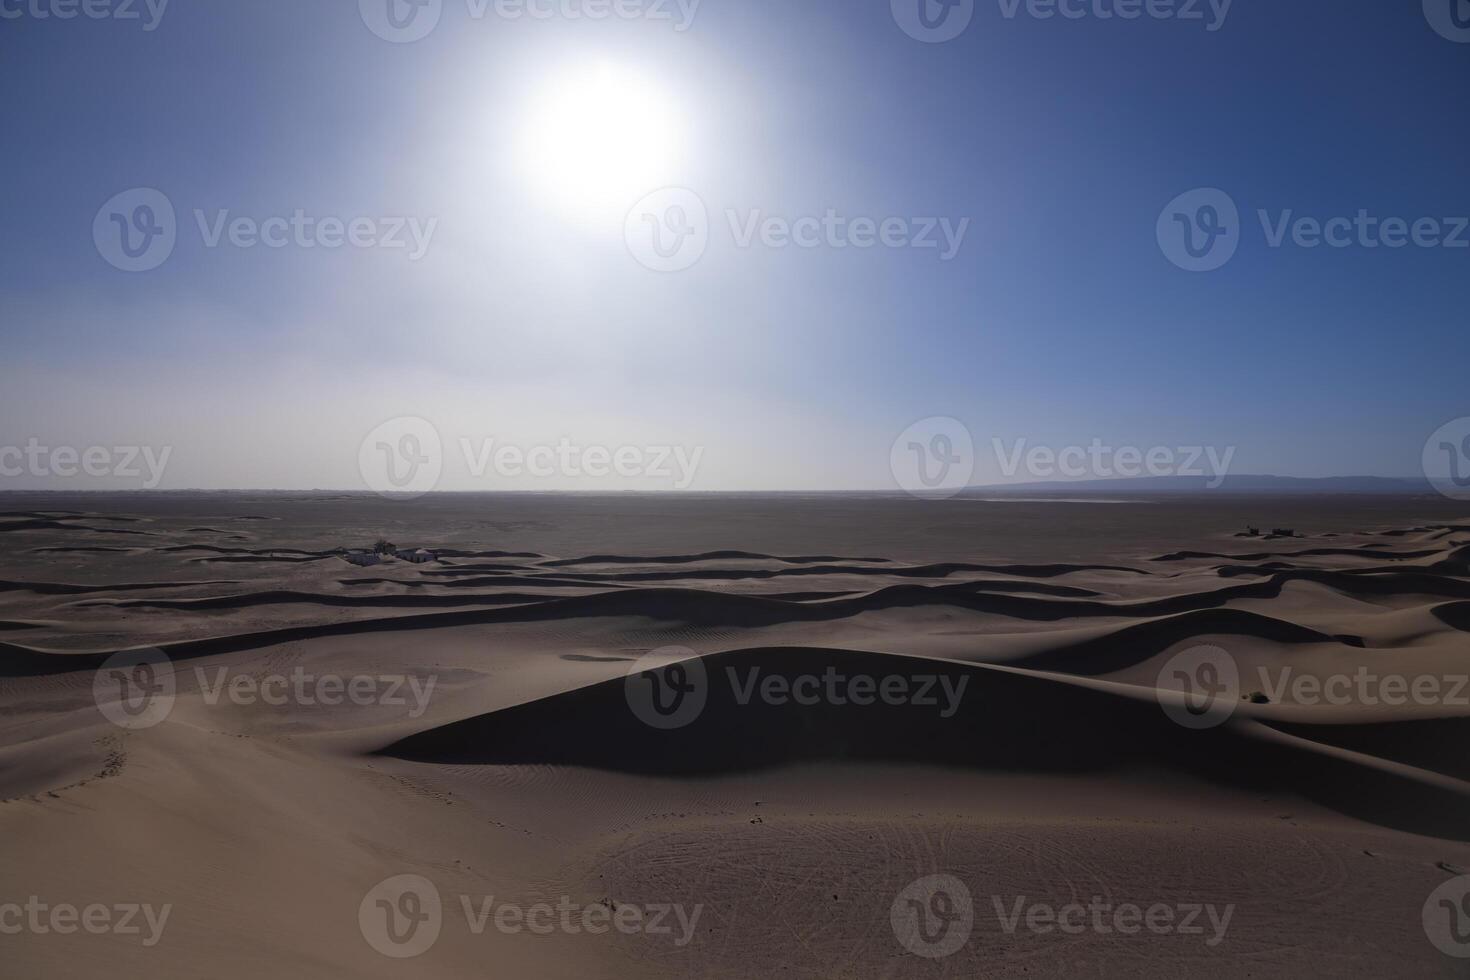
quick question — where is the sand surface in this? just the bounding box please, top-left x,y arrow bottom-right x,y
3,491 -> 1470,977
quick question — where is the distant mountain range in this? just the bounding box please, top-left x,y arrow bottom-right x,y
969,475 -> 1437,495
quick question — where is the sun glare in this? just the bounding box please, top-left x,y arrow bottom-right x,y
516,63 -> 684,217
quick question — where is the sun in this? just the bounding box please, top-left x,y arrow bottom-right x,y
515,62 -> 685,217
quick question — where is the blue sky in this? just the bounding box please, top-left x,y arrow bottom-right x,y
1,0 -> 1467,490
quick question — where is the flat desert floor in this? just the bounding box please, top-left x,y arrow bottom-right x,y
3,491 -> 1470,977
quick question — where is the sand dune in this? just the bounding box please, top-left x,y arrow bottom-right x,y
3,493 -> 1470,977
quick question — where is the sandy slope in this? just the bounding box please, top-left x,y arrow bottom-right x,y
2,493 -> 1470,977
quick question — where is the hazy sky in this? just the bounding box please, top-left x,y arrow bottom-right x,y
2,0 -> 1467,491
